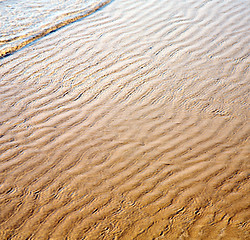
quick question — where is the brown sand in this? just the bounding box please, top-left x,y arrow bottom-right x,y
0,0 -> 249,239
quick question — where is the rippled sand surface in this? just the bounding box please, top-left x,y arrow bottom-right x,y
0,0 -> 249,239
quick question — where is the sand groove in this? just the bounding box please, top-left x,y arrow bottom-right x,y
0,0 -> 249,239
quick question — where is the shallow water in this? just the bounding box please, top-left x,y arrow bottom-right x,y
0,0 -> 111,57
0,0 -> 249,239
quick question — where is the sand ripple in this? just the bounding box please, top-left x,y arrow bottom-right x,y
0,0 -> 249,239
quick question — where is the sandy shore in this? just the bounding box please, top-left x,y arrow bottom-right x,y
0,0 -> 249,239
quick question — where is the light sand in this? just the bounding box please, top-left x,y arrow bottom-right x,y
0,0 -> 249,239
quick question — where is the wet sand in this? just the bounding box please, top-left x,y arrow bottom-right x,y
0,0 -> 249,239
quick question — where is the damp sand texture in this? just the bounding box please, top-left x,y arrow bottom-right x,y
0,0 -> 250,239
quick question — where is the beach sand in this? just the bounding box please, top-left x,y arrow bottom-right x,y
0,0 -> 249,239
